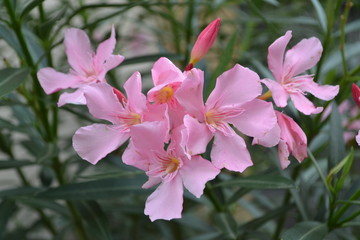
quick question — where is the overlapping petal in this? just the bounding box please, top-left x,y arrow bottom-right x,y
37,68 -> 82,94
72,124 -> 129,165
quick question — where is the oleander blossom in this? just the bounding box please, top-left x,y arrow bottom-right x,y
253,111 -> 307,169
37,26 -> 124,106
147,57 -> 188,127
176,65 -> 277,172
262,31 -> 339,115
72,72 -> 169,165
123,120 -> 220,221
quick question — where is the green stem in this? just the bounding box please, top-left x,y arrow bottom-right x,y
204,183 -> 224,212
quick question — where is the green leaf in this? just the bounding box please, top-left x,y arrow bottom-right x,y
310,0 -> 327,32
0,68 -> 30,97
16,197 -> 68,216
0,200 -> 17,239
215,212 -> 238,239
239,204 -> 293,231
328,103 -> 345,171
280,221 -> 328,240
326,149 -> 353,193
205,31 -> 238,98
214,175 -> 295,189
77,201 -> 112,240
0,24 -> 23,57
0,187 -> 42,198
0,160 -> 35,169
19,0 -> 45,19
36,176 -> 147,200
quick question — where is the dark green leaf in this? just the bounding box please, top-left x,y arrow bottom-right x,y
78,201 -> 112,240
214,175 -> 295,189
0,200 -> 17,239
0,187 -> 43,198
36,176 -> 147,200
17,197 -> 68,216
0,160 -> 35,169
328,103 -> 345,171
280,221 -> 328,240
215,212 -> 238,239
0,68 -> 30,97
0,24 -> 23,57
20,0 -> 45,19
310,0 -> 327,32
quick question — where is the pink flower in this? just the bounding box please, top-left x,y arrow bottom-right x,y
123,120 -> 220,221
186,18 -> 221,70
352,84 -> 360,107
176,65 -> 277,172
255,111 -> 307,169
72,72 -> 169,165
147,57 -> 187,127
262,31 -> 339,115
37,26 -> 124,106
356,131 -> 360,146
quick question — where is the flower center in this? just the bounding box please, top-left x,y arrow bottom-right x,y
118,112 -> 141,127
205,109 -> 222,127
164,157 -> 180,173
155,86 -> 174,104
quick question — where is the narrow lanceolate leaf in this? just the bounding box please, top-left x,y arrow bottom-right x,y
19,0 -> 45,19
0,160 -> 35,169
77,201 -> 112,240
329,103 -> 345,171
0,200 -> 17,239
214,175 -> 295,189
36,176 -> 147,200
0,187 -> 42,198
280,221 -> 328,240
310,0 -> 327,32
0,68 -> 30,97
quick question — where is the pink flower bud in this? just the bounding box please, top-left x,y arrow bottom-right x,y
352,84 -> 360,107
189,18 -> 220,66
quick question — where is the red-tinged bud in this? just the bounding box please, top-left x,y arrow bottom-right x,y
189,18 -> 220,66
113,87 -> 126,103
352,84 -> 360,107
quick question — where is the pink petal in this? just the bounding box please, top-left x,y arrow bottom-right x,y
182,115 -> 213,155
122,140 -> 149,171
284,37 -> 323,77
97,55 -> 125,81
37,68 -> 82,94
95,26 -> 117,66
267,31 -> 292,82
83,83 -> 124,124
276,111 -> 307,162
228,99 -> 277,138
252,123 -> 281,148
151,57 -> 184,86
144,175 -> 183,221
261,78 -> 289,107
180,155 -> 220,198
142,177 -> 162,189
176,69 -> 206,121
290,92 -> 323,115
57,89 -> 86,107
123,72 -> 147,113
298,76 -> 339,101
356,130 -> 360,146
72,124 -> 129,165
278,140 -> 291,169
64,28 -> 94,75
211,131 -> 253,172
206,64 -> 262,108
130,121 -> 168,153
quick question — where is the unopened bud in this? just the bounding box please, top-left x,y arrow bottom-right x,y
188,18 -> 220,67
352,84 -> 360,107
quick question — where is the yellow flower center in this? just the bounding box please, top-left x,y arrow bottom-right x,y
120,112 -> 141,126
164,157 -> 180,173
155,86 -> 174,104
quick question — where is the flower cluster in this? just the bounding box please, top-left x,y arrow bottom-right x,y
37,20 -> 339,221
